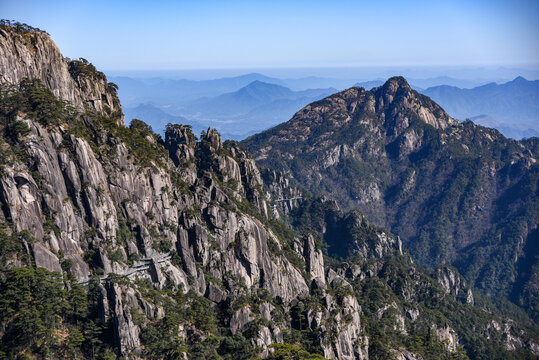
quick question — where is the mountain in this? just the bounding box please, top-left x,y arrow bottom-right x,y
1,22 -> 538,360
109,73 -> 285,108
243,77 -> 539,321
422,77 -> 539,138
115,78 -> 335,140
186,81 -> 334,117
407,76 -> 486,89
187,81 -> 297,116
355,77 -> 493,93
180,81 -> 335,139
470,114 -> 539,140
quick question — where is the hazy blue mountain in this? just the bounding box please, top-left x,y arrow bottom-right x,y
222,96 -> 333,139
422,76 -> 539,138
355,77 -> 491,92
470,114 -> 539,139
186,81 -> 295,116
109,73 -> 285,107
186,81 -> 334,116
179,81 -> 335,139
120,80 -> 334,140
408,76 -> 488,89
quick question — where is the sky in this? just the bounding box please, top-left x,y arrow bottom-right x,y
1,0 -> 538,72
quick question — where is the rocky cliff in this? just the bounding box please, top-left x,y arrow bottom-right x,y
243,77 -> 539,321
0,23 -> 537,360
0,23 -> 122,122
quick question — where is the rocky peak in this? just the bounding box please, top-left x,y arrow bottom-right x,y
371,76 -> 454,131
165,123 -> 196,146
203,127 -> 223,149
377,76 -> 412,100
0,24 -> 123,124
244,72 -> 539,329
164,124 -> 196,166
436,266 -> 474,305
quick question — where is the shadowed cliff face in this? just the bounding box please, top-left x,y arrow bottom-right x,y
243,77 -> 539,319
0,24 -> 537,360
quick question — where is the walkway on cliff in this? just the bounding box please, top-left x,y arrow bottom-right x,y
78,253 -> 171,286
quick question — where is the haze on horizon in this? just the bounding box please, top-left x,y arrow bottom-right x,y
2,0 -> 539,74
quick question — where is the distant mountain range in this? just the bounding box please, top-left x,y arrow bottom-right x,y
114,72 -> 539,140
422,76 -> 539,139
354,77 -> 494,91
183,81 -> 334,139
110,73 -> 286,107
121,79 -> 335,139
185,81 -> 334,116
470,114 -> 539,139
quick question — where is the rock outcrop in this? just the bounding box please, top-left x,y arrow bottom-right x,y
0,25 -> 122,122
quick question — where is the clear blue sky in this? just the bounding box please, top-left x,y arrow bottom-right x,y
2,0 -> 538,70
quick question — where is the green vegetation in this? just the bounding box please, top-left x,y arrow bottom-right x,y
135,282 -> 266,359
68,58 -> 106,82
0,19 -> 49,34
264,343 -> 327,359
348,256 -> 538,360
96,115 -> 168,169
0,267 -> 116,359
0,78 -> 78,176
0,56 -> 536,360
0,78 -> 75,131
0,230 -> 34,271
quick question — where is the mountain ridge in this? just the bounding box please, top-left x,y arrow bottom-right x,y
421,76 -> 539,139
243,77 -> 539,321
186,80 -> 335,117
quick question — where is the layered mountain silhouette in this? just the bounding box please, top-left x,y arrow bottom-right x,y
110,72 -> 286,106
422,77 -> 539,139
119,79 -> 335,139
185,81 -> 334,117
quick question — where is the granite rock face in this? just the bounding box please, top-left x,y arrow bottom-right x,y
0,24 -> 537,360
0,27 -> 353,354
0,26 -> 122,122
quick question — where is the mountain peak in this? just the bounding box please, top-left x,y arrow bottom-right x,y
370,76 -> 454,130
244,79 -> 280,88
511,75 -> 528,83
381,76 -> 412,94
237,80 -> 293,98
386,75 -> 411,86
